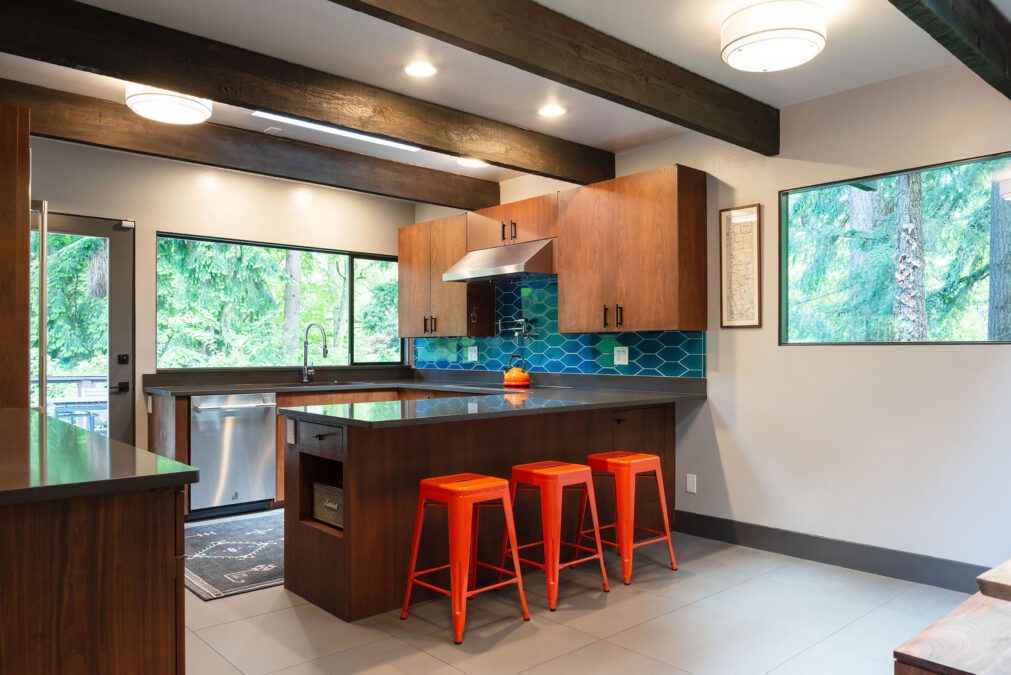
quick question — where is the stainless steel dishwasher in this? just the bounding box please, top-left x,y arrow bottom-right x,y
190,393 -> 276,511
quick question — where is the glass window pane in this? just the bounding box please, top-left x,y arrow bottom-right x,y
352,258 -> 400,363
783,153 -> 1011,343
156,237 -> 352,367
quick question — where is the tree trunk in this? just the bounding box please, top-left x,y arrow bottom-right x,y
893,173 -> 927,341
988,160 -> 1011,340
328,257 -> 347,356
847,186 -> 882,340
282,249 -> 302,355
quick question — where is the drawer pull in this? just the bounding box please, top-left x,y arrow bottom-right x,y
313,432 -> 341,440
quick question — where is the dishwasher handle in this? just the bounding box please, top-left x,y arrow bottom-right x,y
192,402 -> 277,412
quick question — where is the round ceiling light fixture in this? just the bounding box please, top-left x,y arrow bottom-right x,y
404,61 -> 438,77
457,157 -> 489,168
124,83 -> 212,124
721,1 -> 827,73
538,104 -> 567,117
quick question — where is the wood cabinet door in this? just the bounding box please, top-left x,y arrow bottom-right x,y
556,183 -> 616,333
467,207 -> 509,251
397,222 -> 431,338
612,165 -> 681,332
507,192 -> 558,244
428,215 -> 470,336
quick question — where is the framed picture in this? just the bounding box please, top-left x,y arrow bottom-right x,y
719,204 -> 762,328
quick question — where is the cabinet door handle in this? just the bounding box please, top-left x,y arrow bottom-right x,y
603,305 -> 609,327
423,316 -> 429,334
616,305 -> 624,327
431,316 -> 437,332
501,221 -> 507,241
510,220 -> 517,239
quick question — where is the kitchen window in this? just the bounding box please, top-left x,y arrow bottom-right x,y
780,151 -> 1011,344
156,234 -> 400,368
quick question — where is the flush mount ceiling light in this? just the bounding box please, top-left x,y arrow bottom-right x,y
404,61 -> 437,77
251,111 -> 420,152
538,104 -> 567,117
457,157 -> 489,168
721,1 -> 827,73
124,83 -> 212,124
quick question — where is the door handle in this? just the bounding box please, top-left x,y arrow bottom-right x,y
111,381 -> 130,394
501,221 -> 507,241
431,316 -> 437,332
616,305 -> 624,327
192,403 -> 276,411
423,316 -> 429,334
510,220 -> 517,239
603,305 -> 608,327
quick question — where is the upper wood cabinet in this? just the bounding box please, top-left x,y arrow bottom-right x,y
397,215 -> 494,338
467,193 -> 558,251
557,164 -> 707,333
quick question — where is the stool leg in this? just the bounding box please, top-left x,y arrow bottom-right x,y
539,482 -> 563,610
502,492 -> 531,621
400,494 -> 427,620
469,507 -> 480,592
584,479 -> 610,592
447,499 -> 474,644
571,486 -> 588,563
613,467 -> 636,585
497,480 -> 518,584
654,468 -> 677,571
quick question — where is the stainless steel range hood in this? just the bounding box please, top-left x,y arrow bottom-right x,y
442,238 -> 555,283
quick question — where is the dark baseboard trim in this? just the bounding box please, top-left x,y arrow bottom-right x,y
674,510 -> 986,594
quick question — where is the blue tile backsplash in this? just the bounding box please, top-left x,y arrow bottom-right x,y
414,278 -> 705,378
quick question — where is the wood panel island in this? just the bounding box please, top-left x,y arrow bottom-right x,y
277,385 -> 703,621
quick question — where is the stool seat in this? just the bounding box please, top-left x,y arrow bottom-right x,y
402,472 -> 529,644
502,460 -> 609,610
583,451 -> 676,585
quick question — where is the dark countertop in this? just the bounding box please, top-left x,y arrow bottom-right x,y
0,408 -> 198,506
145,380 -> 560,397
276,385 -> 705,429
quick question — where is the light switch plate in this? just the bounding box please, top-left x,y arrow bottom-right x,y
466,345 -> 478,362
285,418 -> 296,445
686,473 -> 697,494
614,346 -> 629,366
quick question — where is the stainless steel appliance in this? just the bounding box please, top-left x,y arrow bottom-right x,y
190,393 -> 276,511
442,238 -> 554,283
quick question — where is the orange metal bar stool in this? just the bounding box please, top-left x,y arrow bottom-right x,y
580,451 -> 676,585
499,461 -> 609,610
401,473 -> 530,644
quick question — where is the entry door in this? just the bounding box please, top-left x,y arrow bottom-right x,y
32,213 -> 135,442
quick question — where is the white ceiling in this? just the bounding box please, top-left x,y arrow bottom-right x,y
2,0 -> 977,179
537,0 -> 957,107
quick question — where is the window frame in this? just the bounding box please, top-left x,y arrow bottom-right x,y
778,148 -> 1011,346
154,232 -> 403,371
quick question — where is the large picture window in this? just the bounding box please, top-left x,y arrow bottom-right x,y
781,152 -> 1011,344
156,235 -> 400,368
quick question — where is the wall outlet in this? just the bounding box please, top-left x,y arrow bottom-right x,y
614,346 -> 629,366
465,345 -> 478,362
686,473 -> 697,494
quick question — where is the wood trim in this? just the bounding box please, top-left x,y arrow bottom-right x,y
0,104 -> 30,408
0,78 -> 499,211
888,0 -> 1011,99
0,0 -> 614,184
328,0 -> 780,156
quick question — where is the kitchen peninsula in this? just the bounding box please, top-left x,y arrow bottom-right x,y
275,379 -> 704,621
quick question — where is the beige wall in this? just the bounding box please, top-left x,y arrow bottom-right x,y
503,64 -> 1011,567
30,138 -> 413,448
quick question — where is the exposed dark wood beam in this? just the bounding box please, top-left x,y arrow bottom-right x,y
328,0 -> 780,156
888,0 -> 1011,99
0,0 -> 613,185
0,78 -> 500,211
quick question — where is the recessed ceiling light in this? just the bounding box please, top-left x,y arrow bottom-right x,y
124,83 -> 212,124
721,1 -> 827,73
538,104 -> 567,117
404,61 -> 438,78
457,157 -> 489,168
251,111 -> 420,152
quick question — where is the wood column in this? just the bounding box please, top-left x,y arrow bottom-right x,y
0,104 -> 30,408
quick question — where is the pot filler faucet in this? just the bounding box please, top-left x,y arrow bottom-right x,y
302,322 -> 329,383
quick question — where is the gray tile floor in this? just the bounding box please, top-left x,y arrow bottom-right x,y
185,533 -> 968,674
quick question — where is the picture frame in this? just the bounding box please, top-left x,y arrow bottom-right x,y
719,203 -> 762,328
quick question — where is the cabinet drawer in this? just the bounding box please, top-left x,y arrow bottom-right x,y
295,421 -> 346,461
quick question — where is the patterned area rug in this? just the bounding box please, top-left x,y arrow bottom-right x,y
184,510 -> 284,601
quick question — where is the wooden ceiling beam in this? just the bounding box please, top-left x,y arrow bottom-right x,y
0,0 -> 613,185
328,0 -> 780,156
0,78 -> 500,211
888,0 -> 1011,99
